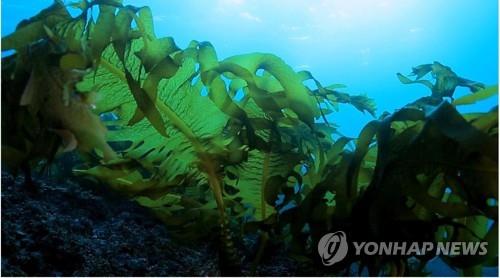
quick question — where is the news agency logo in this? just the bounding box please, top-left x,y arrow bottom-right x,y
317,231 -> 349,266
318,231 -> 488,266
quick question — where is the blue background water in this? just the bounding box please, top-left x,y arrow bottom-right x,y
3,0 -> 498,137
1,0 -> 498,276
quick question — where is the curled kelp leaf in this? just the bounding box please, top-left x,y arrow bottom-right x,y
397,62 -> 485,101
223,53 -> 319,125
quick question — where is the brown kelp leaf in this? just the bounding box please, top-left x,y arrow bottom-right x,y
19,70 -> 37,106
349,95 -> 377,117
59,53 -> 87,70
398,62 -> 485,99
428,102 -> 497,160
403,176 -> 477,218
128,56 -> 180,125
2,1 -> 71,51
314,87 -> 377,117
325,136 -> 351,166
111,7 -> 134,60
346,120 -> 379,197
442,222 -> 498,269
57,17 -> 86,53
342,92 -> 496,274
411,63 -> 433,79
124,69 -> 167,137
74,163 -> 157,195
143,56 -> 180,100
90,4 -> 116,62
2,22 -> 46,51
466,108 -> 498,133
134,7 -> 179,71
50,128 -> 78,153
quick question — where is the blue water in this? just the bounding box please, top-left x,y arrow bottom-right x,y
2,0 -> 498,276
3,0 -> 497,137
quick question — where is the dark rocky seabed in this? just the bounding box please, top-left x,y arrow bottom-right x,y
2,172 -> 497,277
1,172 -> 327,277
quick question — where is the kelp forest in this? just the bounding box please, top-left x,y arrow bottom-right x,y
1,0 -> 498,276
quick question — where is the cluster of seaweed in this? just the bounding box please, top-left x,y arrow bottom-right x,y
1,0 -> 498,276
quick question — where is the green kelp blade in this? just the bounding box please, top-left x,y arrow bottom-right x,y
452,85 -> 498,106
346,120 -> 380,198
396,72 -> 433,91
74,164 -> 157,195
198,42 -> 247,119
135,194 -> 182,208
224,150 -> 300,221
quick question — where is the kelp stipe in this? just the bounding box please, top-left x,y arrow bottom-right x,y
1,0 -> 497,276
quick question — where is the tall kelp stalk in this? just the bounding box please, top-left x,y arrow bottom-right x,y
1,0 -> 497,276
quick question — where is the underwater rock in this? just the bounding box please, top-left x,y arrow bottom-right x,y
0,172 -> 220,276
1,172 -> 326,276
